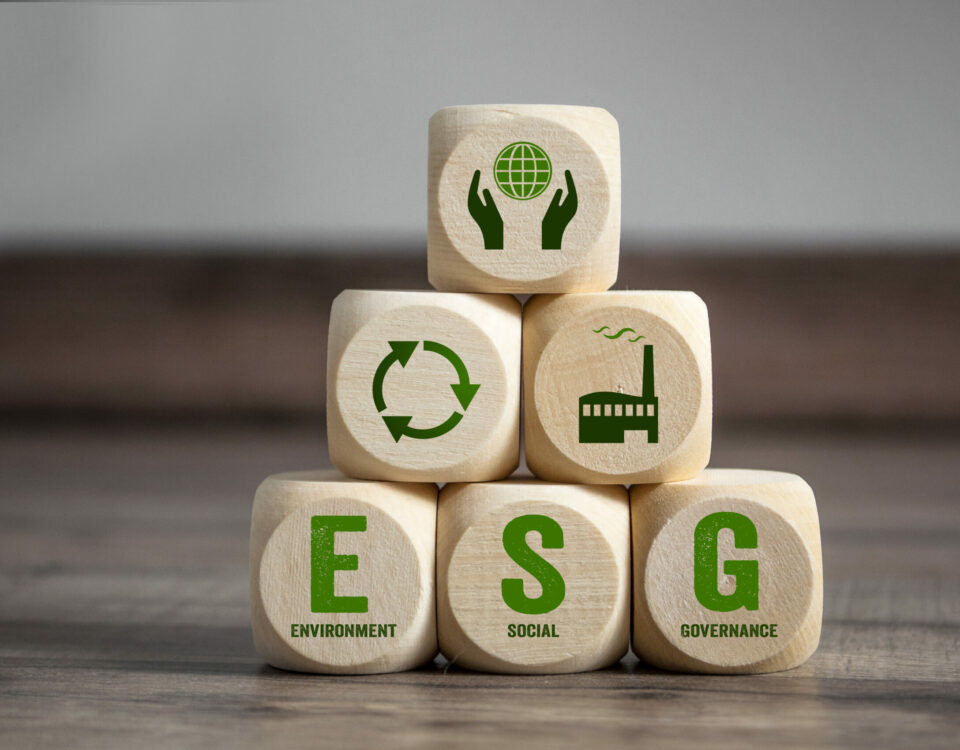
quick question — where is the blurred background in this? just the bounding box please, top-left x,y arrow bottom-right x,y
1,1 -> 958,426
1,1 -> 958,425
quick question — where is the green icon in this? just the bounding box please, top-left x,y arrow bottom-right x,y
579,344 -> 658,443
311,515 -> 368,613
694,512 -> 759,612
541,170 -> 577,250
467,141 -> 578,250
372,340 -> 480,442
494,141 -> 552,200
592,325 -> 645,342
468,170 -> 504,250
501,514 -> 566,615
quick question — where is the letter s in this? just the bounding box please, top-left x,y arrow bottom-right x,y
500,514 -> 565,615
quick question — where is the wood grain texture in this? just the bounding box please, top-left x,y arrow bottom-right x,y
428,105 -> 620,292
327,290 -> 520,481
0,424 -> 957,748
437,479 -> 629,674
250,471 -> 437,674
632,469 -> 822,673
524,291 -> 711,483
0,250 -> 957,420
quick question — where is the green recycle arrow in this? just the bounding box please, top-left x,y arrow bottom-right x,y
372,340 -> 480,441
381,412 -> 464,442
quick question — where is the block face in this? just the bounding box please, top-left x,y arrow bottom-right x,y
328,290 -> 521,482
250,471 -> 437,674
524,291 -> 712,484
428,105 -> 620,293
437,480 -> 630,674
631,469 -> 823,674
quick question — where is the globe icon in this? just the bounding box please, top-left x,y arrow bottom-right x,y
493,142 -> 552,200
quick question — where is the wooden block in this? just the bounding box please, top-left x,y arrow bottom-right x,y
327,290 -> 521,482
524,291 -> 712,484
250,470 -> 437,674
631,469 -> 823,674
437,479 -> 630,674
428,105 -> 620,293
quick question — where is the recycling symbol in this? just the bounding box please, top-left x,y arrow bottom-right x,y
372,340 -> 481,442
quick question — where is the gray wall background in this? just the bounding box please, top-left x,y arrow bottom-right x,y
1,1 -> 958,252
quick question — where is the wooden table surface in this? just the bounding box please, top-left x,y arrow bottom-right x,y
1,423 -> 957,749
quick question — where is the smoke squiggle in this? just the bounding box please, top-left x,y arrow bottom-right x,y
592,326 -> 645,342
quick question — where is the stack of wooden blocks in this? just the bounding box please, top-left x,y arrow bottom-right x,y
250,105 -> 823,676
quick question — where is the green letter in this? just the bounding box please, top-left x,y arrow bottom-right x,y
310,515 -> 368,613
694,511 -> 759,612
501,514 -> 565,615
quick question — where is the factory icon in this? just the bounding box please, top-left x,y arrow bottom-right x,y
578,344 -> 659,444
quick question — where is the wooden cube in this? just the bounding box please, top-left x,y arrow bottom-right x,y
428,105 -> 620,293
631,469 -> 823,674
250,471 -> 437,674
437,479 -> 630,674
524,291 -> 712,484
327,290 -> 521,482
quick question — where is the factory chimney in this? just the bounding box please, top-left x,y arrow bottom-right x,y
642,345 -> 655,400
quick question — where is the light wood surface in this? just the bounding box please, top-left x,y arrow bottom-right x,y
632,469 -> 822,673
250,471 -> 437,674
327,290 -> 520,481
437,479 -> 629,674
1,424 -> 958,749
428,105 -> 620,293
524,291 -> 712,483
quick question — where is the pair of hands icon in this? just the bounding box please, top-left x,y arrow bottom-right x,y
468,170 -> 578,250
